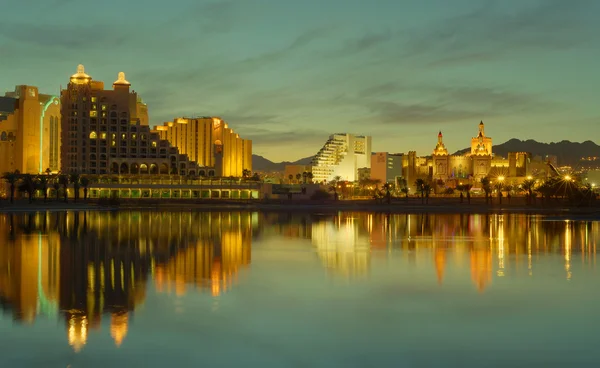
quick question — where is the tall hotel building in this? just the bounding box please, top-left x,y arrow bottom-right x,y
311,133 -> 371,183
61,65 -> 200,176
60,65 -> 251,177
0,85 -> 61,174
154,117 -> 252,178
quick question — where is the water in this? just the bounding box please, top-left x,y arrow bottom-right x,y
0,211 -> 598,367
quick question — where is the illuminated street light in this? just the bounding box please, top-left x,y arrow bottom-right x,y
498,176 -> 505,182
527,176 -> 533,180
564,175 -> 571,181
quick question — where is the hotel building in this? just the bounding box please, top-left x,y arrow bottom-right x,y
60,65 -> 199,176
311,133 -> 371,183
0,85 -> 61,174
154,117 -> 252,178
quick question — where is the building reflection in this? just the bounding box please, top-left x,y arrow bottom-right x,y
0,211 -> 254,352
0,211 -> 598,351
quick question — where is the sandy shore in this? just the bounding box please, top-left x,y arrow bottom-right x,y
1,197 -> 600,216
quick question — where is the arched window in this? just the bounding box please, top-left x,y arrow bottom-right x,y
90,131 -> 97,139
7,132 -> 15,141
0,132 -> 6,141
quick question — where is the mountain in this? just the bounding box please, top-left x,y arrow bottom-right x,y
453,139 -> 600,166
252,155 -> 314,172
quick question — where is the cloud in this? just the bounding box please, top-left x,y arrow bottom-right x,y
403,0 -> 596,67
339,30 -> 393,55
243,127 -> 328,146
359,83 -> 558,125
0,23 -> 127,49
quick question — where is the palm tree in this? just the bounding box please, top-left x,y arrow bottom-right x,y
306,172 -> 313,184
423,183 -> 432,204
295,173 -> 302,184
242,169 -> 251,179
302,171 -> 308,184
45,168 -> 51,175
382,183 -> 392,204
521,179 -> 535,205
58,174 -> 69,203
80,176 -> 90,201
37,175 -> 50,202
52,179 -> 60,202
2,171 -> 19,204
481,177 -> 492,204
70,173 -> 81,202
288,174 -> 293,184
400,187 -> 409,202
19,174 -> 36,203
415,178 -> 426,204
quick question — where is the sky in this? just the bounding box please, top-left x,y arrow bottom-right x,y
1,0 -> 599,162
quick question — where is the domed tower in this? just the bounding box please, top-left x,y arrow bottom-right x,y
433,131 -> 448,156
69,64 -> 92,85
470,121 -> 492,156
432,131 -> 450,180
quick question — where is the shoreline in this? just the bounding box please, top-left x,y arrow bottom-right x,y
1,199 -> 600,217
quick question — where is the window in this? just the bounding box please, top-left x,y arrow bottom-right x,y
90,111 -> 98,118
101,105 -> 107,111
89,131 -> 97,139
121,133 -> 126,140
101,132 -> 107,139
91,97 -> 97,103
152,141 -> 157,148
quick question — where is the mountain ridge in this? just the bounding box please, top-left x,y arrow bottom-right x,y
453,139 -> 600,166
253,139 -> 600,171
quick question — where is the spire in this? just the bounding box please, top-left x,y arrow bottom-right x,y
478,121 -> 485,137
438,131 -> 443,144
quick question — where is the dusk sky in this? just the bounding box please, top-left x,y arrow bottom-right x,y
1,0 -> 599,161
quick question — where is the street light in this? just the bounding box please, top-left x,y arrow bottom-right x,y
564,175 -> 571,181
498,176 -> 505,182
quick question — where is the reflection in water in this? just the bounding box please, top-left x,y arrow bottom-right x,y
0,211 -> 598,354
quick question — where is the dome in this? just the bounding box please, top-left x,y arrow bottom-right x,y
113,72 -> 131,86
70,64 -> 92,84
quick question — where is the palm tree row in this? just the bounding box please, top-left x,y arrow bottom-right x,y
1,170 -> 91,204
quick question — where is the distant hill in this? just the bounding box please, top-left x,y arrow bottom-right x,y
453,139 -> 600,166
252,155 -> 314,172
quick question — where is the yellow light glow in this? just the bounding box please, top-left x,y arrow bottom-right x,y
498,176 -> 505,181
527,176 -> 533,180
564,175 -> 571,181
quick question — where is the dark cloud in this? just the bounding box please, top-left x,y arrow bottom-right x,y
366,101 -> 483,125
404,0 -> 596,66
243,127 -> 328,146
0,23 -> 127,49
359,84 -> 558,125
340,30 -> 393,54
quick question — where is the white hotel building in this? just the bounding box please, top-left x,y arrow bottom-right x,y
311,133 -> 371,183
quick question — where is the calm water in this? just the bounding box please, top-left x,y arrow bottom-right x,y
0,211 -> 598,367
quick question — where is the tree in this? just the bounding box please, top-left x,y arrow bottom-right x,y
45,168 -> 51,175
288,174 -> 293,184
306,172 -> 313,184
382,183 -> 392,204
242,169 -> 251,179
295,173 -> 302,183
521,179 -> 536,205
415,178 -> 426,204
37,175 -> 50,202
423,184 -> 432,204
251,173 -> 261,181
58,174 -> 69,203
400,187 -> 409,202
481,177 -> 492,204
2,171 -> 19,204
80,176 -> 90,201
18,174 -> 36,203
70,173 -> 81,203
328,177 -> 340,200
52,180 -> 60,202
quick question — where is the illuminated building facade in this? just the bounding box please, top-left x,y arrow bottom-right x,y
370,152 -> 404,184
60,65 -> 198,175
311,133 -> 372,183
0,85 -> 61,174
154,117 -> 252,178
